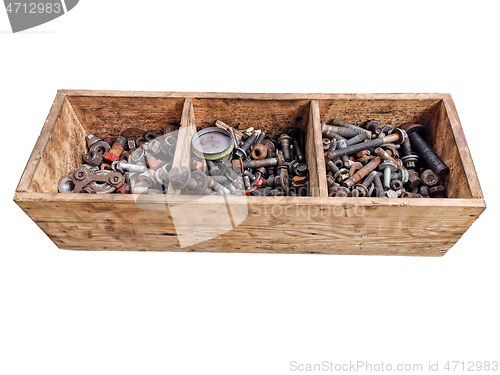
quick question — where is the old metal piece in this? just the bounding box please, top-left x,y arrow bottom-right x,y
215,120 -> 244,142
144,139 -> 161,155
323,123 -> 368,138
291,175 -> 308,188
327,160 -> 340,176
138,169 -> 156,188
277,134 -> 292,161
233,155 -> 284,173
343,156 -> 382,189
163,124 -> 180,136
155,164 -> 170,185
329,185 -> 350,197
192,127 -> 234,161
251,144 -> 268,160
100,163 -> 112,171
374,147 -> 398,166
334,168 -> 350,184
191,158 -> 207,173
402,192 -> 422,198
430,185 -> 446,198
407,169 -> 421,189
62,167 -> 124,194
274,166 -> 289,193
322,138 -> 331,151
103,136 -> 127,163
421,169 -> 440,186
390,179 -> 403,190
345,132 -> 370,146
89,140 -> 111,156
401,123 -> 449,176
113,160 -> 147,174
400,136 -> 418,168
355,170 -> 378,197
144,152 -> 166,171
58,176 -> 75,193
122,128 -> 146,139
130,148 -> 146,164
168,166 -> 207,194
385,190 -> 399,198
373,171 -> 384,197
235,131 -> 259,159
82,151 -> 103,166
207,176 -> 231,195
85,134 -> 101,148
289,160 -> 308,177
207,160 -> 222,176
327,128 -> 407,160
378,160 -> 398,189
144,130 -> 159,141
391,168 -> 409,184
288,129 -> 304,161
349,162 -> 363,177
420,185 -> 430,197
366,120 -> 382,135
326,175 -> 335,188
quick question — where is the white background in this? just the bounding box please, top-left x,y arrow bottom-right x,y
1,1 -> 499,374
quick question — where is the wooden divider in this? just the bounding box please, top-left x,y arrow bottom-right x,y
168,98 -> 197,194
307,100 -> 328,197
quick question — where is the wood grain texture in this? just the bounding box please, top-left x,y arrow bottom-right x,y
168,99 -> 197,194
307,101 -> 328,197
27,99 -> 87,193
318,98 -> 441,128
17,92 -> 66,192
14,193 -> 485,256
67,95 -> 184,138
58,90 -> 452,101
442,98 -> 483,199
191,98 -> 311,138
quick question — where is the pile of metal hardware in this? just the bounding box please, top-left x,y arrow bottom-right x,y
58,121 -> 309,196
324,119 -> 449,198
58,126 -> 179,194
187,120 -> 309,196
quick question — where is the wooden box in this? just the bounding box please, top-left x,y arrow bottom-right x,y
14,91 -> 485,256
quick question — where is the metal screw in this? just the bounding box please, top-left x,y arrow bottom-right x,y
400,123 -> 449,176
277,134 -> 292,161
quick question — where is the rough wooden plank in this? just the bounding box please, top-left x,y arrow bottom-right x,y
14,192 -> 485,256
307,100 -> 328,197
66,95 -> 184,138
16,92 -> 66,192
59,90 -> 451,101
318,98 -> 441,128
27,99 -> 87,193
442,98 -> 483,199
168,99 -> 197,194
191,98 -> 311,138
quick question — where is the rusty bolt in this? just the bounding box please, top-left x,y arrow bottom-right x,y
103,136 -> 127,163
322,138 -> 331,151
251,144 -> 268,160
421,169 -> 440,186
82,151 -> 103,166
277,134 -> 292,161
401,123 -> 449,176
366,120 -> 382,135
430,185 -> 446,198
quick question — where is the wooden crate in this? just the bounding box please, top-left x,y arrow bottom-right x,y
14,91 -> 485,256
